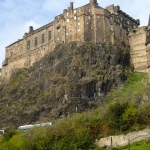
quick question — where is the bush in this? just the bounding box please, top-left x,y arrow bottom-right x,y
122,104 -> 138,130
3,130 -> 17,141
138,102 -> 150,125
107,102 -> 129,131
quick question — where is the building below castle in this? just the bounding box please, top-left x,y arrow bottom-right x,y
1,0 -> 140,82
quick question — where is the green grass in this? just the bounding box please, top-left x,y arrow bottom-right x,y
106,72 -> 148,103
117,138 -> 150,150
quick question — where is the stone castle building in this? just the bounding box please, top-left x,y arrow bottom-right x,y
0,68 -> 2,84
1,0 -> 140,82
129,26 -> 148,72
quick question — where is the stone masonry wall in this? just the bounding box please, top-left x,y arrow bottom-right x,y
129,26 -> 148,72
95,128 -> 150,148
0,69 -> 1,84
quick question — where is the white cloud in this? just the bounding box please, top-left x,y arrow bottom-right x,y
22,20 -> 41,33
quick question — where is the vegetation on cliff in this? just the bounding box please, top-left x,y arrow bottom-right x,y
0,72 -> 150,149
0,42 -> 130,129
0,42 -> 150,149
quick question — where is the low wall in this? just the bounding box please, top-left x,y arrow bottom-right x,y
95,128 -> 150,148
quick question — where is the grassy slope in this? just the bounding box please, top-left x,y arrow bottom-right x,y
117,138 -> 150,150
106,72 -> 148,104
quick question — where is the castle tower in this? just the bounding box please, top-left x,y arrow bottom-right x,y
145,15 -> 150,82
145,15 -> 150,46
129,27 -> 147,72
90,0 -> 98,6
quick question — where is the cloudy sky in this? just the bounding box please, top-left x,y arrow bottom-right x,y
0,0 -> 150,67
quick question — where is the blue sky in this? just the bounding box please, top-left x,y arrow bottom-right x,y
0,0 -> 150,68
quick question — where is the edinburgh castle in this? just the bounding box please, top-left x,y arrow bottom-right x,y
2,0 -> 150,83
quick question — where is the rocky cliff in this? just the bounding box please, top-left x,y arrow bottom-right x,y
0,42 -> 130,129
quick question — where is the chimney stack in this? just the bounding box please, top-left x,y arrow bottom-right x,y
29,26 -> 34,33
90,0 -> 98,6
70,2 -> 73,10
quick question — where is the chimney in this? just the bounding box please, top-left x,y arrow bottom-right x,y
90,0 -> 98,6
136,19 -> 140,26
70,2 -> 73,10
29,26 -> 34,33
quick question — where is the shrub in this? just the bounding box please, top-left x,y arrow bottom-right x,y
138,102 -> 150,125
122,104 -> 138,130
106,102 -> 129,131
3,130 -> 17,141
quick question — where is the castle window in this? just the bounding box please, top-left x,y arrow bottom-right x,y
57,37 -> 59,41
67,12 -> 69,16
97,21 -> 100,27
66,32 -> 68,35
110,25 -> 113,31
74,16 -> 76,20
78,21 -> 80,26
134,25 -> 136,28
127,21 -> 130,25
91,23 -> 93,30
133,30 -> 137,34
89,9 -> 90,12
42,34 -> 45,43
120,23 -> 122,28
127,28 -> 130,32
35,37 -> 37,46
74,9 -> 76,13
87,22 -> 89,25
120,30 -> 123,37
78,28 -> 80,32
57,27 -> 60,32
67,18 -> 69,22
48,31 -> 51,40
110,16 -> 113,22
78,17 -> 80,20
70,24 -> 72,28
88,16 -> 90,19
27,40 -> 30,49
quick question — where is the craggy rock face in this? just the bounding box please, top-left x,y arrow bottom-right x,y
0,42 -> 130,129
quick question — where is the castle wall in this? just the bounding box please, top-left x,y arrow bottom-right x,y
1,1 -> 140,82
129,27 -> 148,72
2,23 -> 55,80
0,69 -> 1,84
